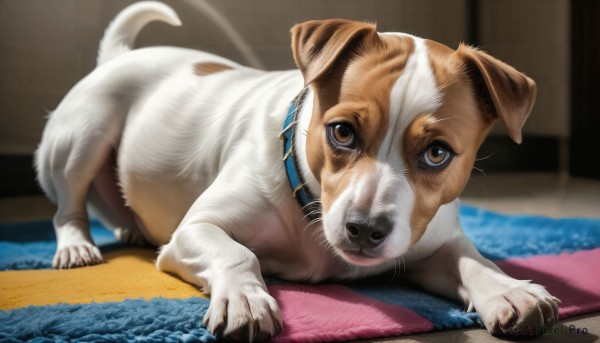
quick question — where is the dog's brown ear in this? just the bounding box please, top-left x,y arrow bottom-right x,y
291,19 -> 377,86
456,44 -> 537,144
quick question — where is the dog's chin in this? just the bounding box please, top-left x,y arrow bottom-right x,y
335,247 -> 388,267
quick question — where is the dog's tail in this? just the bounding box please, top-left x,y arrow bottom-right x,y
97,1 -> 181,66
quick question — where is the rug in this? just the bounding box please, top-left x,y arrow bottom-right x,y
1,205 -> 600,342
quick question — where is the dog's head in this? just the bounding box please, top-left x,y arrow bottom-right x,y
291,19 -> 536,266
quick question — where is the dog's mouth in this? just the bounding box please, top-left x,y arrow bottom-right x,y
338,246 -> 387,267
324,213 -> 412,267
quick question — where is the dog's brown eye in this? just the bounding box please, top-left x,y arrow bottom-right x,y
327,123 -> 355,148
424,145 -> 452,167
422,143 -> 454,169
333,124 -> 353,144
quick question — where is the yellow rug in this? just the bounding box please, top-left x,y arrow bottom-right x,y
0,248 -> 206,310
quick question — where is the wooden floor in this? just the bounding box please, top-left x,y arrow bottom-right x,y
462,173 -> 600,219
1,172 -> 599,342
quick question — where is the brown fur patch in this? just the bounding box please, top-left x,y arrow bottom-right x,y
193,62 -> 233,76
404,41 -> 494,244
302,33 -> 415,212
455,44 -> 536,144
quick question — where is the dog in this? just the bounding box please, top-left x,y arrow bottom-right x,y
36,1 -> 559,341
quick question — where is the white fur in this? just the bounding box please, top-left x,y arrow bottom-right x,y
382,35 -> 446,258
36,3 -> 558,340
322,34 -> 444,265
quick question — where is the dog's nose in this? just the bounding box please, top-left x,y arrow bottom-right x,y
345,211 -> 392,248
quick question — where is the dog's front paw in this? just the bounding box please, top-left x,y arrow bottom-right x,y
52,243 -> 103,269
204,280 -> 282,342
479,281 -> 560,337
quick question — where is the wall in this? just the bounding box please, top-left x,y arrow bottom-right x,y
0,0 -> 568,156
1,0 -> 464,154
480,0 -> 570,137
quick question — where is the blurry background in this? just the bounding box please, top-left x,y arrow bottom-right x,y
0,0 -> 598,218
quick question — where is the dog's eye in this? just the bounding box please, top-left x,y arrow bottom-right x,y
422,144 -> 453,168
327,123 -> 356,149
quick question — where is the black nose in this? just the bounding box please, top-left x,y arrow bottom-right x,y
345,211 -> 392,248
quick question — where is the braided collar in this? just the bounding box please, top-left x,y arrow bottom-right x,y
280,87 -> 316,214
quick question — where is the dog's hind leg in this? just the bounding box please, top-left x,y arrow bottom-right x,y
36,101 -> 124,269
44,142 -> 108,268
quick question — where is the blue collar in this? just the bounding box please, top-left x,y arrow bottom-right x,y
280,87 -> 316,213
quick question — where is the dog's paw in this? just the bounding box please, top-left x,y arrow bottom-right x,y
203,281 -> 282,342
52,243 -> 104,269
478,281 -> 560,337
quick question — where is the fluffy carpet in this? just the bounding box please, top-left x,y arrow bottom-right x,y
1,205 -> 600,342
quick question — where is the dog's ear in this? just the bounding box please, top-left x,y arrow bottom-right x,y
291,19 -> 377,86
456,44 -> 537,144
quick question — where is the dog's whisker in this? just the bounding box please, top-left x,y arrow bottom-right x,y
467,176 -> 488,199
302,199 -> 322,210
427,115 -> 455,124
475,152 -> 495,161
392,257 -> 401,280
351,265 -> 360,281
307,221 -> 323,232
319,237 -> 331,248
308,219 -> 323,228
306,223 -> 322,238
472,165 -> 487,177
401,256 -> 406,276
302,209 -> 322,220
307,210 -> 322,217
303,199 -> 322,207
304,214 -> 322,225
307,218 -> 323,227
